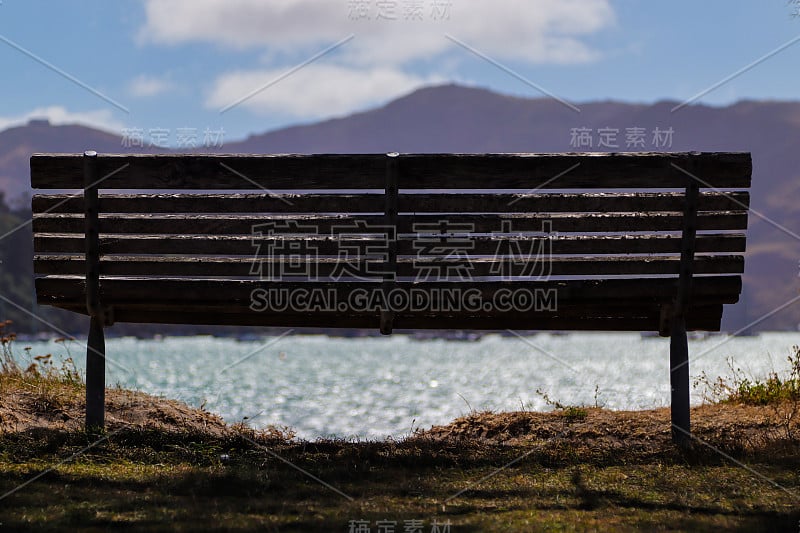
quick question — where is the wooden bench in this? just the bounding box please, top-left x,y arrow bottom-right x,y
30,151 -> 752,445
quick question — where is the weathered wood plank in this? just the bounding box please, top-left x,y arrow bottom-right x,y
33,233 -> 748,255
31,154 -> 388,190
32,211 -> 749,234
34,276 -> 743,306
56,299 -> 721,315
397,152 -> 751,189
47,304 -> 723,331
401,191 -> 750,213
32,193 -> 384,214
56,300 -> 723,319
33,254 -> 745,277
32,191 -> 750,214
30,152 -> 752,190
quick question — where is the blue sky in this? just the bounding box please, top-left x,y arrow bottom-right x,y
1,0 -> 799,145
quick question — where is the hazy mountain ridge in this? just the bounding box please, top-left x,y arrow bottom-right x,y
1,84 -> 799,331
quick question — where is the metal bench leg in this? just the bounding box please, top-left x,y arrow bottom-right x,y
85,316 -> 106,431
669,317 -> 690,447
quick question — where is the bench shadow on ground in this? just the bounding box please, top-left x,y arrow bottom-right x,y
0,426 -> 798,530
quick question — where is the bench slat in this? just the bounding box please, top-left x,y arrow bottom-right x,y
45,305 -> 724,332
30,152 -> 751,190
399,153 -> 751,189
50,300 -> 723,318
32,191 -> 750,214
33,193 -> 383,214
33,254 -> 745,277
33,233 -> 748,255
32,211 -> 749,234
35,276 -> 743,305
30,154 -> 388,190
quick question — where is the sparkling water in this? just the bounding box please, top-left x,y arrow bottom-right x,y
16,332 -> 800,439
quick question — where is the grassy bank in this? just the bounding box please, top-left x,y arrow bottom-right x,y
1,326 -> 799,531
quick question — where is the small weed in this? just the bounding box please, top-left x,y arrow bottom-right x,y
0,319 -> 21,374
563,406 -> 589,421
1,321 -> 84,415
1,322 -> 82,384
695,345 -> 800,406
695,345 -> 800,439
593,384 -> 605,409
536,388 -> 589,421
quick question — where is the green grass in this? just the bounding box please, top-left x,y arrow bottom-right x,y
729,346 -> 800,406
534,386 -> 593,421
1,426 -> 798,531
696,345 -> 800,407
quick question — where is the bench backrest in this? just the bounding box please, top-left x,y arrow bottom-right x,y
30,152 -> 751,334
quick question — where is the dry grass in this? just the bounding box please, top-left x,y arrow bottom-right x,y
1,324 -> 799,530
1,393 -> 798,531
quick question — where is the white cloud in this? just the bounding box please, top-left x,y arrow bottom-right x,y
140,0 -> 615,66
143,1 -> 614,121
0,106 -> 125,133
207,64 -> 442,118
129,75 -> 176,97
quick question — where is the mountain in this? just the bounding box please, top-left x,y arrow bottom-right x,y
0,120 -> 167,207
1,84 -> 799,331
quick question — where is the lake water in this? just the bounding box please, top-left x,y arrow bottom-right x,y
13,332 -> 800,439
